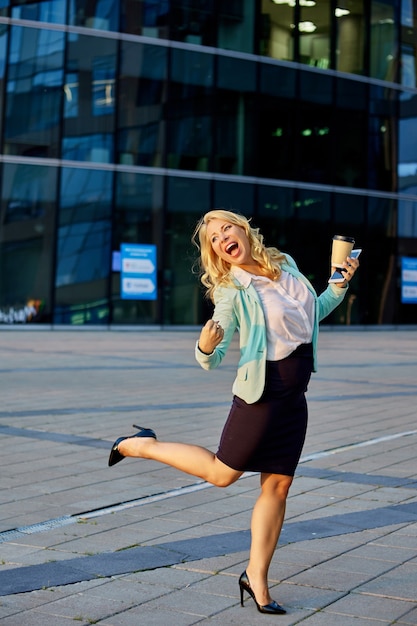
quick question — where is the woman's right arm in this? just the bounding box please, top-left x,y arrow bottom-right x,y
195,289 -> 237,370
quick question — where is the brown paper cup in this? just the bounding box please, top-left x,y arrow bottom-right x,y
331,235 -> 355,268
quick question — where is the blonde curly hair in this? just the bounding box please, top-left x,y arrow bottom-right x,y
192,209 -> 286,302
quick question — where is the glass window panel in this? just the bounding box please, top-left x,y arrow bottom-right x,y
258,64 -> 296,180
259,0 -> 294,60
54,167 -> 113,324
398,92 -> 417,194
293,189 -> 332,288
335,0 -> 365,76
169,0 -> 215,46
332,192 -> 366,324
167,49 -> 214,171
0,25 -> 8,141
11,0 -> 66,23
333,191 -> 365,226
366,196 -> 397,324
297,72 -> 333,183
398,199 -> 417,237
368,85 -> 397,191
0,163 -> 58,323
215,56 -> 256,175
117,42 -> 168,167
213,180 -> 255,217
92,55 -> 115,116
68,0 -> 119,30
112,172 -> 164,324
257,184 -> 296,251
217,0 -> 255,54
164,176 -> 211,324
370,0 -> 399,81
299,68 -> 333,104
0,0 -> 9,16
62,33 -> 116,163
333,78 -> 368,187
299,0 -> 331,69
401,43 -> 416,87
64,71 -> 78,118
400,1 -> 417,87
120,0 -> 169,37
258,188 -> 342,320
4,26 -> 64,158
62,134 -> 113,161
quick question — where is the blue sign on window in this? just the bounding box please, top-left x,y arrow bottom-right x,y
401,256 -> 417,304
121,244 -> 157,300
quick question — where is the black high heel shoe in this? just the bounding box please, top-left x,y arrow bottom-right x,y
108,425 -> 156,467
239,571 -> 286,615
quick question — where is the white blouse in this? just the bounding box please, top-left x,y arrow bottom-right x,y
232,266 -> 315,361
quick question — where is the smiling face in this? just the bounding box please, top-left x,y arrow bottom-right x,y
206,218 -> 255,269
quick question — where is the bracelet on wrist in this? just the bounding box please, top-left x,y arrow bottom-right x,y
198,344 -> 213,355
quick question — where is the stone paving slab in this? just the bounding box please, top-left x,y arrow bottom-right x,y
0,328 -> 416,625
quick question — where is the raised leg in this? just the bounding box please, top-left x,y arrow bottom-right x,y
117,436 -> 242,488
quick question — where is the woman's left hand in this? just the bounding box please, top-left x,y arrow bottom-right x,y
333,255 -> 360,287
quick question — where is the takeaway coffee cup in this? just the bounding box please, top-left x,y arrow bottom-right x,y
331,235 -> 355,268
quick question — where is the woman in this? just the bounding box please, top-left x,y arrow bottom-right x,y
108,209 -> 359,615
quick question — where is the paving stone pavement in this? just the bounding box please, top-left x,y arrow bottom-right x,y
0,327 -> 416,626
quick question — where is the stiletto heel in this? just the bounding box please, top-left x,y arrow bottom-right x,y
108,425 -> 156,467
238,571 -> 286,615
240,581 -> 245,607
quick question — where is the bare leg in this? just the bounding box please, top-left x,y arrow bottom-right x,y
245,473 -> 293,605
118,436 -> 242,488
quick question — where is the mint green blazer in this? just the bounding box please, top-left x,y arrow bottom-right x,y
195,254 -> 348,404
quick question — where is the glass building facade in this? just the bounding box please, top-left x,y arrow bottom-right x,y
0,0 -> 417,326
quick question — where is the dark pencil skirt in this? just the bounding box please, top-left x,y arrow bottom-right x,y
216,343 -> 314,476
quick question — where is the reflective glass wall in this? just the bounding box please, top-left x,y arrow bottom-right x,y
0,0 -> 416,326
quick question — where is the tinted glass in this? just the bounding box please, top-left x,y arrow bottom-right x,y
167,49 -> 214,171
215,56 -> 256,175
11,0 -> 66,23
367,196 -> 397,323
400,0 -> 416,87
164,176 -> 211,324
0,25 -> 7,141
217,0 -> 255,54
169,0 -> 215,46
332,192 -> 366,325
293,189 -> 331,287
213,180 -> 255,218
297,71 -> 333,183
117,42 -> 167,167
257,187 -> 339,317
4,26 -> 64,158
68,0 -> 119,30
62,33 -> 116,162
368,85 -> 397,191
54,168 -> 113,324
398,198 -> 417,237
259,0 -> 294,60
299,0 -> 331,69
0,163 -> 58,323
258,64 -> 296,180
334,78 -> 368,188
370,0 -> 399,81
257,184 -> 296,251
112,171 -> 164,324
335,0 -> 365,75
0,0 -> 8,16
398,92 -> 417,193
120,0 -> 169,37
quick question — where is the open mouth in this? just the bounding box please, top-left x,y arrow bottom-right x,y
225,242 -> 239,255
